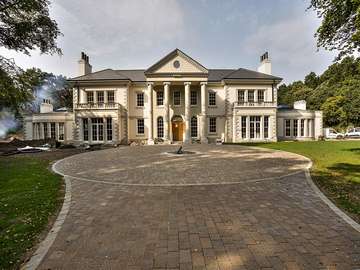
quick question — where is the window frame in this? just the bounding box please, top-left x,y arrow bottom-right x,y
285,119 -> 291,137
107,91 -> 115,103
264,116 -> 269,139
50,122 -> 56,139
137,118 -> 145,135
248,90 -> 255,103
157,91 -> 164,106
157,116 -> 164,138
136,92 -> 144,107
191,116 -> 198,137
190,90 -> 198,106
87,91 -> 94,103
83,119 -> 88,141
208,91 -> 216,106
209,117 -> 217,133
241,116 -> 247,138
257,90 -> 265,103
106,118 -> 112,141
238,90 -> 245,103
293,119 -> 298,137
97,91 -> 104,104
58,122 -> 64,141
173,91 -> 181,106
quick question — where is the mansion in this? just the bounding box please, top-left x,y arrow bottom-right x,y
24,49 -> 323,144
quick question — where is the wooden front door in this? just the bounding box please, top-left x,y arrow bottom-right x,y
172,121 -> 184,141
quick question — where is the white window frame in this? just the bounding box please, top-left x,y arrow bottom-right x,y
157,91 -> 164,106
191,116 -> 198,137
257,90 -> 265,103
208,91 -> 216,106
190,90 -> 197,106
238,90 -> 245,103
97,91 -> 104,103
107,91 -> 115,103
285,119 -> 291,137
248,90 -> 255,103
157,116 -> 164,138
137,118 -> 145,135
209,117 -> 217,133
136,92 -> 144,107
87,91 -> 94,103
173,91 -> 181,106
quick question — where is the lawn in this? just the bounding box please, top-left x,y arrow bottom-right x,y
237,140 -> 360,222
0,149 -> 82,270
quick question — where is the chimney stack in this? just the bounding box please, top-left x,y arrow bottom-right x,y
40,99 -> 53,113
78,52 -> 92,76
257,52 -> 272,75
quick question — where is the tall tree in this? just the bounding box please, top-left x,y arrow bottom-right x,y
0,0 -> 62,115
309,0 -> 360,59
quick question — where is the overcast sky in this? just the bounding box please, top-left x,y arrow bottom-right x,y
0,0 -> 337,84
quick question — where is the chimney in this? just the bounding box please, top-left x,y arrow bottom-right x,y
293,100 -> 307,110
257,52 -> 272,75
40,99 -> 53,113
78,51 -> 92,76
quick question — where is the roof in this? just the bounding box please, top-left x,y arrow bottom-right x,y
145,48 -> 208,74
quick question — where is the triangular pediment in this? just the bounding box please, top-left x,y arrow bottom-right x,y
145,49 -> 208,74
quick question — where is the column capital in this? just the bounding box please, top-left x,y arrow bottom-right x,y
184,82 -> 192,86
200,81 -> 207,86
147,82 -> 154,86
163,82 -> 171,86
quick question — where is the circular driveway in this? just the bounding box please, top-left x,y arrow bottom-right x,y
54,144 -> 310,185
38,145 -> 360,270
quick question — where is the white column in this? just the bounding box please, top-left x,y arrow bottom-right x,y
309,119 -> 313,138
255,90 -> 258,103
163,82 -> 170,141
200,82 -> 208,143
246,116 -> 250,139
304,119 -> 308,137
103,117 -> 107,143
104,91 -> 108,104
94,91 -> 98,103
184,82 -> 191,143
260,116 -> 264,140
245,90 -> 249,102
88,117 -> 92,143
147,82 -> 154,144
297,119 -> 301,138
232,113 -> 236,142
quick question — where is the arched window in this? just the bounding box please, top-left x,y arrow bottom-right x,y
191,116 -> 197,137
157,117 -> 164,138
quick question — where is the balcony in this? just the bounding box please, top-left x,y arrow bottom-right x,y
234,101 -> 275,108
75,103 -> 120,110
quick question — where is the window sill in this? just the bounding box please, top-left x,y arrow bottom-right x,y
173,105 -> 181,107
208,105 -> 217,108
135,106 -> 144,109
190,104 -> 198,107
136,134 -> 145,137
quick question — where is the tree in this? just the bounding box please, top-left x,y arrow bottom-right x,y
0,0 -> 62,116
321,96 -> 347,127
309,0 -> 360,59
304,72 -> 320,89
0,0 -> 61,55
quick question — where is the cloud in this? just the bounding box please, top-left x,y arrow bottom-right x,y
54,0 -> 185,56
242,12 -> 337,83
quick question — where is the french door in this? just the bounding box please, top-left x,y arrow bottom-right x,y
91,118 -> 104,141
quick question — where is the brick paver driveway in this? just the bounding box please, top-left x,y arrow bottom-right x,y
39,145 -> 360,270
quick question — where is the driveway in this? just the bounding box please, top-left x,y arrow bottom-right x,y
38,145 -> 359,269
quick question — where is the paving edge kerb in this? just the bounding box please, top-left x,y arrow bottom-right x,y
20,160 -> 72,270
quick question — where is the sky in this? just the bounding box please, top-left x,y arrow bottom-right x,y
0,0 -> 338,84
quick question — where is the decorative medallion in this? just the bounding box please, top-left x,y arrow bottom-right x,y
173,60 -> 180,69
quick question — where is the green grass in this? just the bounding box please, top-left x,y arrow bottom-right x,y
232,141 -> 360,222
0,156 -> 63,270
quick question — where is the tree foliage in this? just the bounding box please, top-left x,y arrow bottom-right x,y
278,56 -> 360,128
309,0 -> 360,59
0,0 -> 62,55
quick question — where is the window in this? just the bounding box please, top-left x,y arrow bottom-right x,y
255,116 -> 261,139
293,119 -> 298,137
107,118 -> 112,141
87,91 -> 94,103
249,116 -> 261,139
248,90 -> 255,103
59,123 -> 64,141
300,119 -> 305,136
50,123 -> 56,139
107,91 -> 115,103
258,90 -> 265,103
191,117 -> 198,137
157,117 -> 164,138
209,117 -> 216,133
91,118 -> 104,141
241,116 -> 247,138
285,119 -> 291,137
137,92 -> 144,107
208,91 -> 216,106
137,118 -> 144,134
190,91 -> 197,105
264,116 -> 269,138
83,119 -> 88,141
157,91 -> 164,106
97,91 -> 104,103
238,90 -> 245,103
43,123 -> 48,139
173,91 -> 181,105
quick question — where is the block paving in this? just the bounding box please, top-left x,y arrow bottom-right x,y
38,145 -> 360,269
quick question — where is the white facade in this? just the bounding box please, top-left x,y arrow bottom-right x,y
24,49 -> 323,144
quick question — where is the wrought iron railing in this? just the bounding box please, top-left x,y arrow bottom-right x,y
234,101 -> 275,107
75,103 -> 120,109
